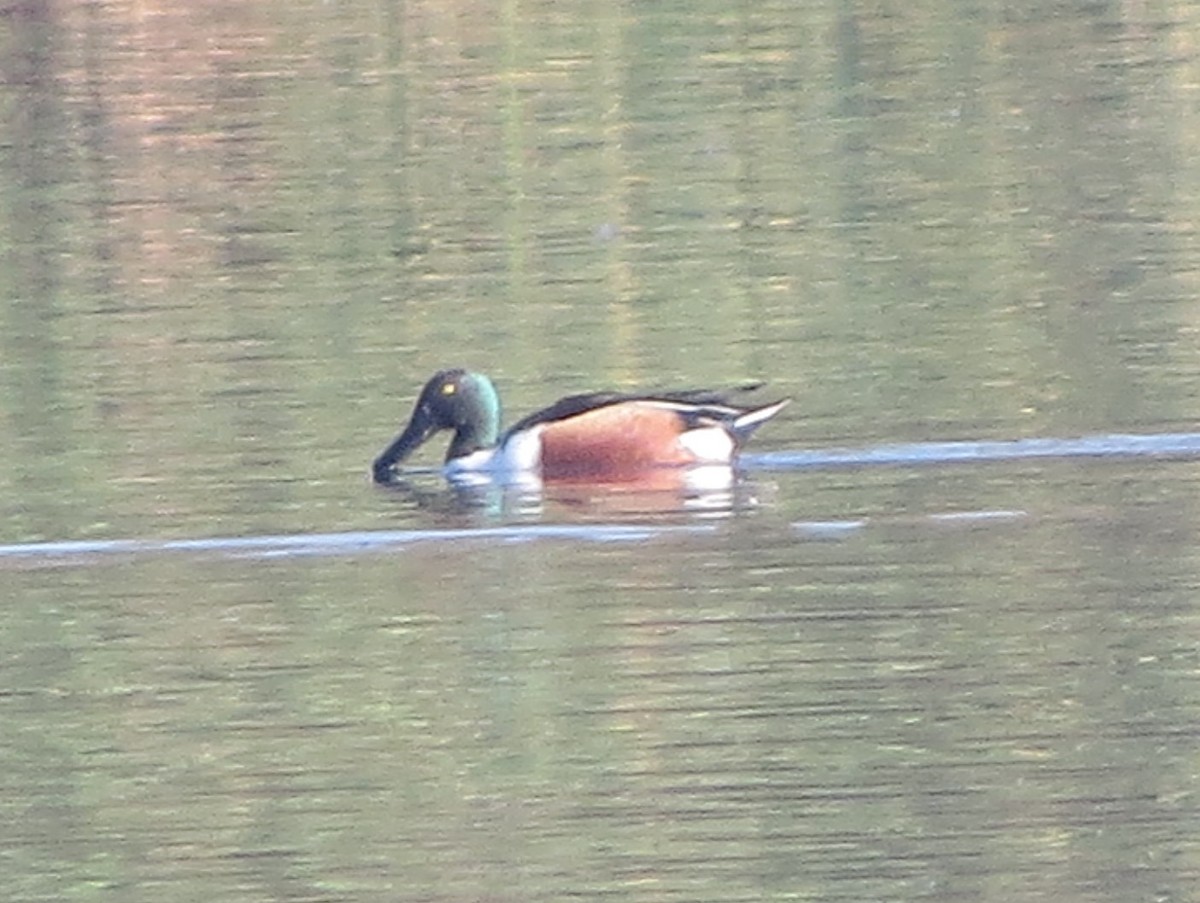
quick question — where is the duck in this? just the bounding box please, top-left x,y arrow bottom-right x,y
371,369 -> 789,485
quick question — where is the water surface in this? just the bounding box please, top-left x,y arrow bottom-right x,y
3,2 -> 1200,901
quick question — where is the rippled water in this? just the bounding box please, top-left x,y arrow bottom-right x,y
4,2 -> 1200,901
4,431 -> 1200,563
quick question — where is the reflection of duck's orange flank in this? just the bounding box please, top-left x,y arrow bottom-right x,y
372,368 -> 789,484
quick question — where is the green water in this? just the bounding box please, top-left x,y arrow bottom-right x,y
2,2 -> 1199,900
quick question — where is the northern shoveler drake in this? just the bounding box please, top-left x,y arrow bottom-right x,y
372,369 -> 789,485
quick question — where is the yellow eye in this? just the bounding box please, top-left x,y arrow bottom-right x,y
442,383 -> 456,396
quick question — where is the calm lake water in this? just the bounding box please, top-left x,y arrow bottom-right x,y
3,2 -> 1200,901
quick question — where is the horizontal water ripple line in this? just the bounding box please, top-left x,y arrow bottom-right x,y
0,524 -> 715,562
745,431 -> 1200,470
3,431 -> 1196,563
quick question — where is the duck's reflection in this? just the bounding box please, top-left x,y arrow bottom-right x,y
376,465 -> 774,521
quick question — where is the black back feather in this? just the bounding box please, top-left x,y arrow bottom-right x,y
503,384 -> 769,437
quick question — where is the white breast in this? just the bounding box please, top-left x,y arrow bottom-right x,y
444,427 -> 544,476
497,427 -> 545,472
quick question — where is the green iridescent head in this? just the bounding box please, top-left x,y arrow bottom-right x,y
372,369 -> 501,483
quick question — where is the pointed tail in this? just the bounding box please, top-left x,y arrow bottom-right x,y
731,398 -> 790,444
